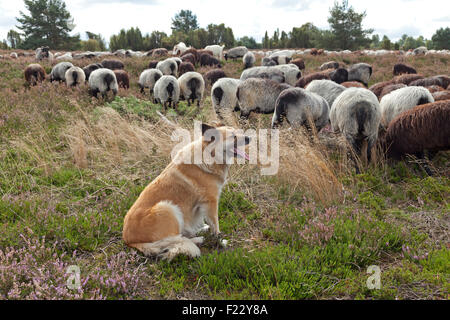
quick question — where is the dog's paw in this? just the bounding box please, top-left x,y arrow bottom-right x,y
220,239 -> 228,248
200,224 -> 210,232
191,236 -> 204,245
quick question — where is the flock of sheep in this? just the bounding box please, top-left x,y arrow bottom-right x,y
21,42 -> 450,173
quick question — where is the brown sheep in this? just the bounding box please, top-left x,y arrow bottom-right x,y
431,90 -> 450,101
393,63 -> 417,76
24,63 -> 46,86
380,101 -> 450,165
113,70 -> 130,89
151,48 -> 168,58
341,81 -> 366,88
181,48 -> 199,61
181,53 -> 196,66
317,49 -> 324,55
199,53 -> 221,67
379,83 -> 407,100
310,48 -> 318,55
101,59 -> 124,70
295,72 -> 330,88
204,69 -> 226,86
290,58 -> 305,70
320,61 -> 339,71
148,60 -> 158,69
392,74 -> 423,85
369,80 -> 394,98
436,75 -> 450,89
425,85 -> 445,93
178,62 -> 195,76
409,76 -> 445,88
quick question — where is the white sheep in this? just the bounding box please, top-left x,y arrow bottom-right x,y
205,45 -> 225,60
177,72 -> 205,106
240,66 -> 285,83
65,66 -> 86,87
305,80 -> 346,108
156,58 -> 178,77
138,69 -> 163,95
88,68 -> 119,98
211,78 -> 241,120
348,63 -> 372,87
50,61 -> 74,82
154,75 -> 180,110
173,42 -> 190,55
243,51 -> 256,69
272,64 -> 301,86
380,86 -> 434,127
224,46 -> 248,60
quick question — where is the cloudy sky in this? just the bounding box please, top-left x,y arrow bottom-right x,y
0,0 -> 448,44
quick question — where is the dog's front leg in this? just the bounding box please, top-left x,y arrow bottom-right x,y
204,200 -> 220,236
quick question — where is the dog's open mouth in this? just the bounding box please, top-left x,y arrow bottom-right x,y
233,147 -> 250,160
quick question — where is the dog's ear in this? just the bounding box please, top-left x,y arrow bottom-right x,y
201,123 -> 216,136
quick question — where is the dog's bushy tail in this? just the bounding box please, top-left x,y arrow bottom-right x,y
131,235 -> 202,261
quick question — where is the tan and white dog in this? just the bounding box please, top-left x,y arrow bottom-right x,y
123,124 -> 250,260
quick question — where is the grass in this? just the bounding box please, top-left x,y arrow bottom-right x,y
0,50 -> 449,300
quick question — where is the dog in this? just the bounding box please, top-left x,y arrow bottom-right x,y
122,123 -> 251,260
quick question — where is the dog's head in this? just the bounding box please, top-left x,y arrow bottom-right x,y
201,123 -> 251,162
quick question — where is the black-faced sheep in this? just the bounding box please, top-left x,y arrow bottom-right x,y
211,78 -> 241,120
101,59 -> 124,70
156,58 -> 178,76
262,57 -> 277,66
243,51 -> 256,69
83,63 -> 103,81
224,46 -> 248,60
138,69 -> 163,94
50,61 -> 74,82
236,78 -> 291,119
272,87 -> 329,131
305,79 -> 346,107
380,86 -> 434,127
270,55 -> 291,65
320,61 -> 339,71
328,68 -> 348,84
393,63 -> 417,76
295,72 -> 330,88
35,46 -> 53,61
153,75 -> 180,110
204,69 -> 226,86
65,66 -> 86,87
272,64 -> 301,86
88,68 -> 119,98
330,88 -> 381,168
347,63 -> 372,87
24,63 -> 46,86
178,62 -> 195,76
379,83 -> 407,100
199,53 -> 221,67
178,71 -> 205,106
113,70 -> 130,89
290,58 -> 305,70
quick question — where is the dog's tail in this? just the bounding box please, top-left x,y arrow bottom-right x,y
131,235 -> 202,261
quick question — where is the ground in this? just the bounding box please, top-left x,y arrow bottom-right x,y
0,50 -> 448,299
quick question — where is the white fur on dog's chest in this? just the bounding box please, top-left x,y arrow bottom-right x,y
183,203 -> 209,237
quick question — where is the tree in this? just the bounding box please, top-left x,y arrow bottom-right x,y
16,0 -> 79,50
263,31 -> 270,49
288,23 -> 320,48
85,31 -> 106,50
237,36 -> 261,49
171,10 -> 199,34
370,34 -> 380,48
327,0 -> 373,50
381,35 -> 391,50
206,23 -> 235,47
431,27 -> 450,49
7,30 -> 23,48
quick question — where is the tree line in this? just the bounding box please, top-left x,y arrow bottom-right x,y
1,0 -> 449,52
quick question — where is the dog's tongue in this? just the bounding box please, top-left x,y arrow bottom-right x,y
234,148 -> 250,160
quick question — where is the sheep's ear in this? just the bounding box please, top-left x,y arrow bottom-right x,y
201,123 -> 217,136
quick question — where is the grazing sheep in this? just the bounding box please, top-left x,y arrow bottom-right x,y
393,63 -> 417,76
426,85 -> 445,93
181,48 -> 199,61
199,53 -> 221,67
156,58 -> 178,76
35,46 -> 53,61
181,53 -> 196,66
243,51 -> 256,69
153,75 -> 180,110
50,61 -> 74,82
211,78 -> 241,119
347,63 -> 372,87
413,46 -> 427,55
379,83 -> 407,100
237,78 -> 290,119
409,76 -> 445,88
290,58 -> 305,70
272,87 -> 329,131
167,57 -> 182,68
270,55 -> 291,65
24,64 -> 46,86
240,66 -> 285,84
83,63 -> 103,81
10,52 -> 18,59
113,70 -> 130,89
436,75 -> 450,89
262,57 -> 277,66
65,66 -> 86,87
272,64 -> 301,86
101,59 -> 124,70
330,88 -> 381,168
310,48 -> 318,55
56,52 -> 73,61
431,90 -> 450,101
138,69 -> 163,94
320,61 -> 339,71
379,86 -> 434,127
341,81 -> 366,88
88,68 -> 119,98
178,62 -> 195,76
295,72 -> 330,88
178,72 -> 205,106
328,68 -> 348,84
369,80 -> 394,99
204,69 -> 226,86
148,60 -> 158,69
151,48 -> 168,58
173,42 -> 189,55
305,79 -> 346,108
392,74 -> 423,85
381,101 -> 450,164
224,46 -> 248,60
204,45 -> 225,60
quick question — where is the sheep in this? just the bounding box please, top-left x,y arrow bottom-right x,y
153,75 -> 180,110
178,72 -> 205,106
290,58 -> 305,70
148,60 -> 159,69
379,86 -> 434,128
65,66 -> 86,87
101,59 -> 124,70
24,64 -> 46,86
35,46 -> 53,61
10,52 -> 18,59
369,80 -> 394,99
341,81 -> 366,88
56,52 -> 73,61
431,90 -> 450,101
173,42 -> 190,55
380,101 -> 449,167
320,61 -> 339,71
243,51 -> 256,69
113,70 -> 130,89
347,63 -> 372,87
240,66 -> 285,84
272,64 -> 301,86
305,79 -> 346,108
205,45 -> 225,60
88,68 -> 119,98
436,75 -> 450,89
181,53 -> 196,66
83,63 -> 103,81
426,85 -> 445,93
167,57 -> 182,68
211,78 -> 241,119
50,61 -> 74,82
224,46 -> 248,60
199,53 -> 221,67
151,48 -> 168,57
204,69 -> 226,86
328,68 -> 348,84
379,83 -> 407,100
392,74 -> 423,85
295,72 -> 330,88
178,62 -> 195,76
262,57 -> 277,66
138,69 -> 163,94
270,50 -> 295,58
236,78 -> 291,119
393,63 -> 417,76
409,76 -> 445,88
272,87 -> 329,132
156,58 -> 178,76
330,88 -> 381,168
269,55 -> 291,65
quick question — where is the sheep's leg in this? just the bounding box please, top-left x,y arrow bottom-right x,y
417,152 -> 435,176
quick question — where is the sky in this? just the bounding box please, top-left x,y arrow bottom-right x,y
0,0 -> 448,45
